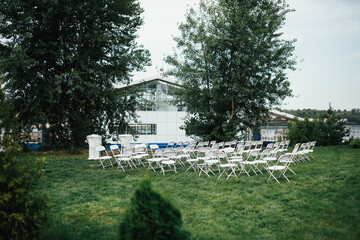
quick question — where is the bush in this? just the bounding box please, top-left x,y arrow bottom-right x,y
350,138 -> 360,148
0,136 -> 50,240
118,178 -> 190,240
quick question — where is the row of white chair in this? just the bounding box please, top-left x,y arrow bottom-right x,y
94,141 -> 316,183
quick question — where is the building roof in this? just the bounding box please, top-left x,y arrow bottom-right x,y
269,109 -> 313,121
115,74 -> 181,89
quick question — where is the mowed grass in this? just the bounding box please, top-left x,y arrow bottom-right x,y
27,146 -> 359,239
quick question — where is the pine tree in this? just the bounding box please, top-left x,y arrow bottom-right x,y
119,179 -> 190,240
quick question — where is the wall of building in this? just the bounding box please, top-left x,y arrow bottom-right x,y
131,111 -> 192,144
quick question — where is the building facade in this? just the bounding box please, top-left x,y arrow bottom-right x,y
115,75 -> 192,144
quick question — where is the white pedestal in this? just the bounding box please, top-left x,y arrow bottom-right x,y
87,134 -> 102,160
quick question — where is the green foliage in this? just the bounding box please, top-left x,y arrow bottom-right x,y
118,178 -> 190,240
0,137 -> 50,240
287,108 -> 349,146
283,108 -> 360,125
350,138 -> 360,148
165,0 -> 296,141
0,0 -> 150,147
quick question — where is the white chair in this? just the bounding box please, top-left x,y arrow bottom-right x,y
160,151 -> 177,175
209,140 -> 217,148
263,148 -> 278,166
173,147 -> 188,167
216,151 -> 238,179
308,141 -> 316,160
95,146 -> 113,169
132,145 -> 148,167
110,145 -> 126,171
241,149 -> 263,175
266,154 -> 293,183
146,148 -> 163,172
149,144 -> 159,154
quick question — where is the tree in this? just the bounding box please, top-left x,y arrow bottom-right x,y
118,178 -> 190,240
287,107 -> 350,146
0,0 -> 150,147
165,0 -> 296,141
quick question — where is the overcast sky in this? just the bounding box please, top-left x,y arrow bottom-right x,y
134,0 -> 360,110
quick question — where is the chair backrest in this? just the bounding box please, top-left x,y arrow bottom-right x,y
109,145 -> 121,156
310,141 -> 316,150
150,144 -> 159,150
215,151 -> 228,161
260,149 -> 271,158
277,154 -> 292,165
96,146 -> 109,157
123,148 -> 133,157
244,141 -> 252,150
206,150 -> 217,159
236,144 -> 245,152
109,145 -> 120,151
209,140 -> 217,147
292,143 -> 300,154
248,149 -> 261,160
135,146 -> 146,154
166,141 -> 175,148
223,147 -> 234,154
162,151 -> 176,158
266,143 -> 274,150
153,149 -> 164,157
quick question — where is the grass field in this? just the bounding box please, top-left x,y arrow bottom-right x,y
29,146 -> 359,239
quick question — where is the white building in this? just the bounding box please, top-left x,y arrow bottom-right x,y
115,75 -> 305,144
115,75 -> 192,144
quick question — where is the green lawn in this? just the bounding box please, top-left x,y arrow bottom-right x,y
30,146 -> 359,239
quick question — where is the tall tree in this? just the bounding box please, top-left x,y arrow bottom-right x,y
0,0 -> 150,147
165,0 -> 296,141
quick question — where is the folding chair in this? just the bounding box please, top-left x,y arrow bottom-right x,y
185,157 -> 199,172
132,144 -> 148,167
308,141 -> 316,160
241,149 -> 263,175
216,151 -> 238,179
173,147 -> 188,167
266,154 -> 293,183
146,148 -> 163,172
110,145 -> 126,171
160,151 -> 177,175
95,146 -> 113,169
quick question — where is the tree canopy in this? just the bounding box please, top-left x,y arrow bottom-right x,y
165,0 -> 296,141
0,0 -> 150,147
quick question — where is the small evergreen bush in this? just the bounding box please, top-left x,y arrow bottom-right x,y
0,136 -> 50,240
118,178 -> 190,240
350,138 -> 360,148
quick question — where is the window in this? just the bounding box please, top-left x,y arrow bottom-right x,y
128,124 -> 157,135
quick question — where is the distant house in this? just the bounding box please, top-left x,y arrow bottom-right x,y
259,110 -> 312,141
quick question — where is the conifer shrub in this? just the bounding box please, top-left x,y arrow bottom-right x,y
350,138 -> 360,148
118,178 -> 190,240
0,136 -> 50,240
